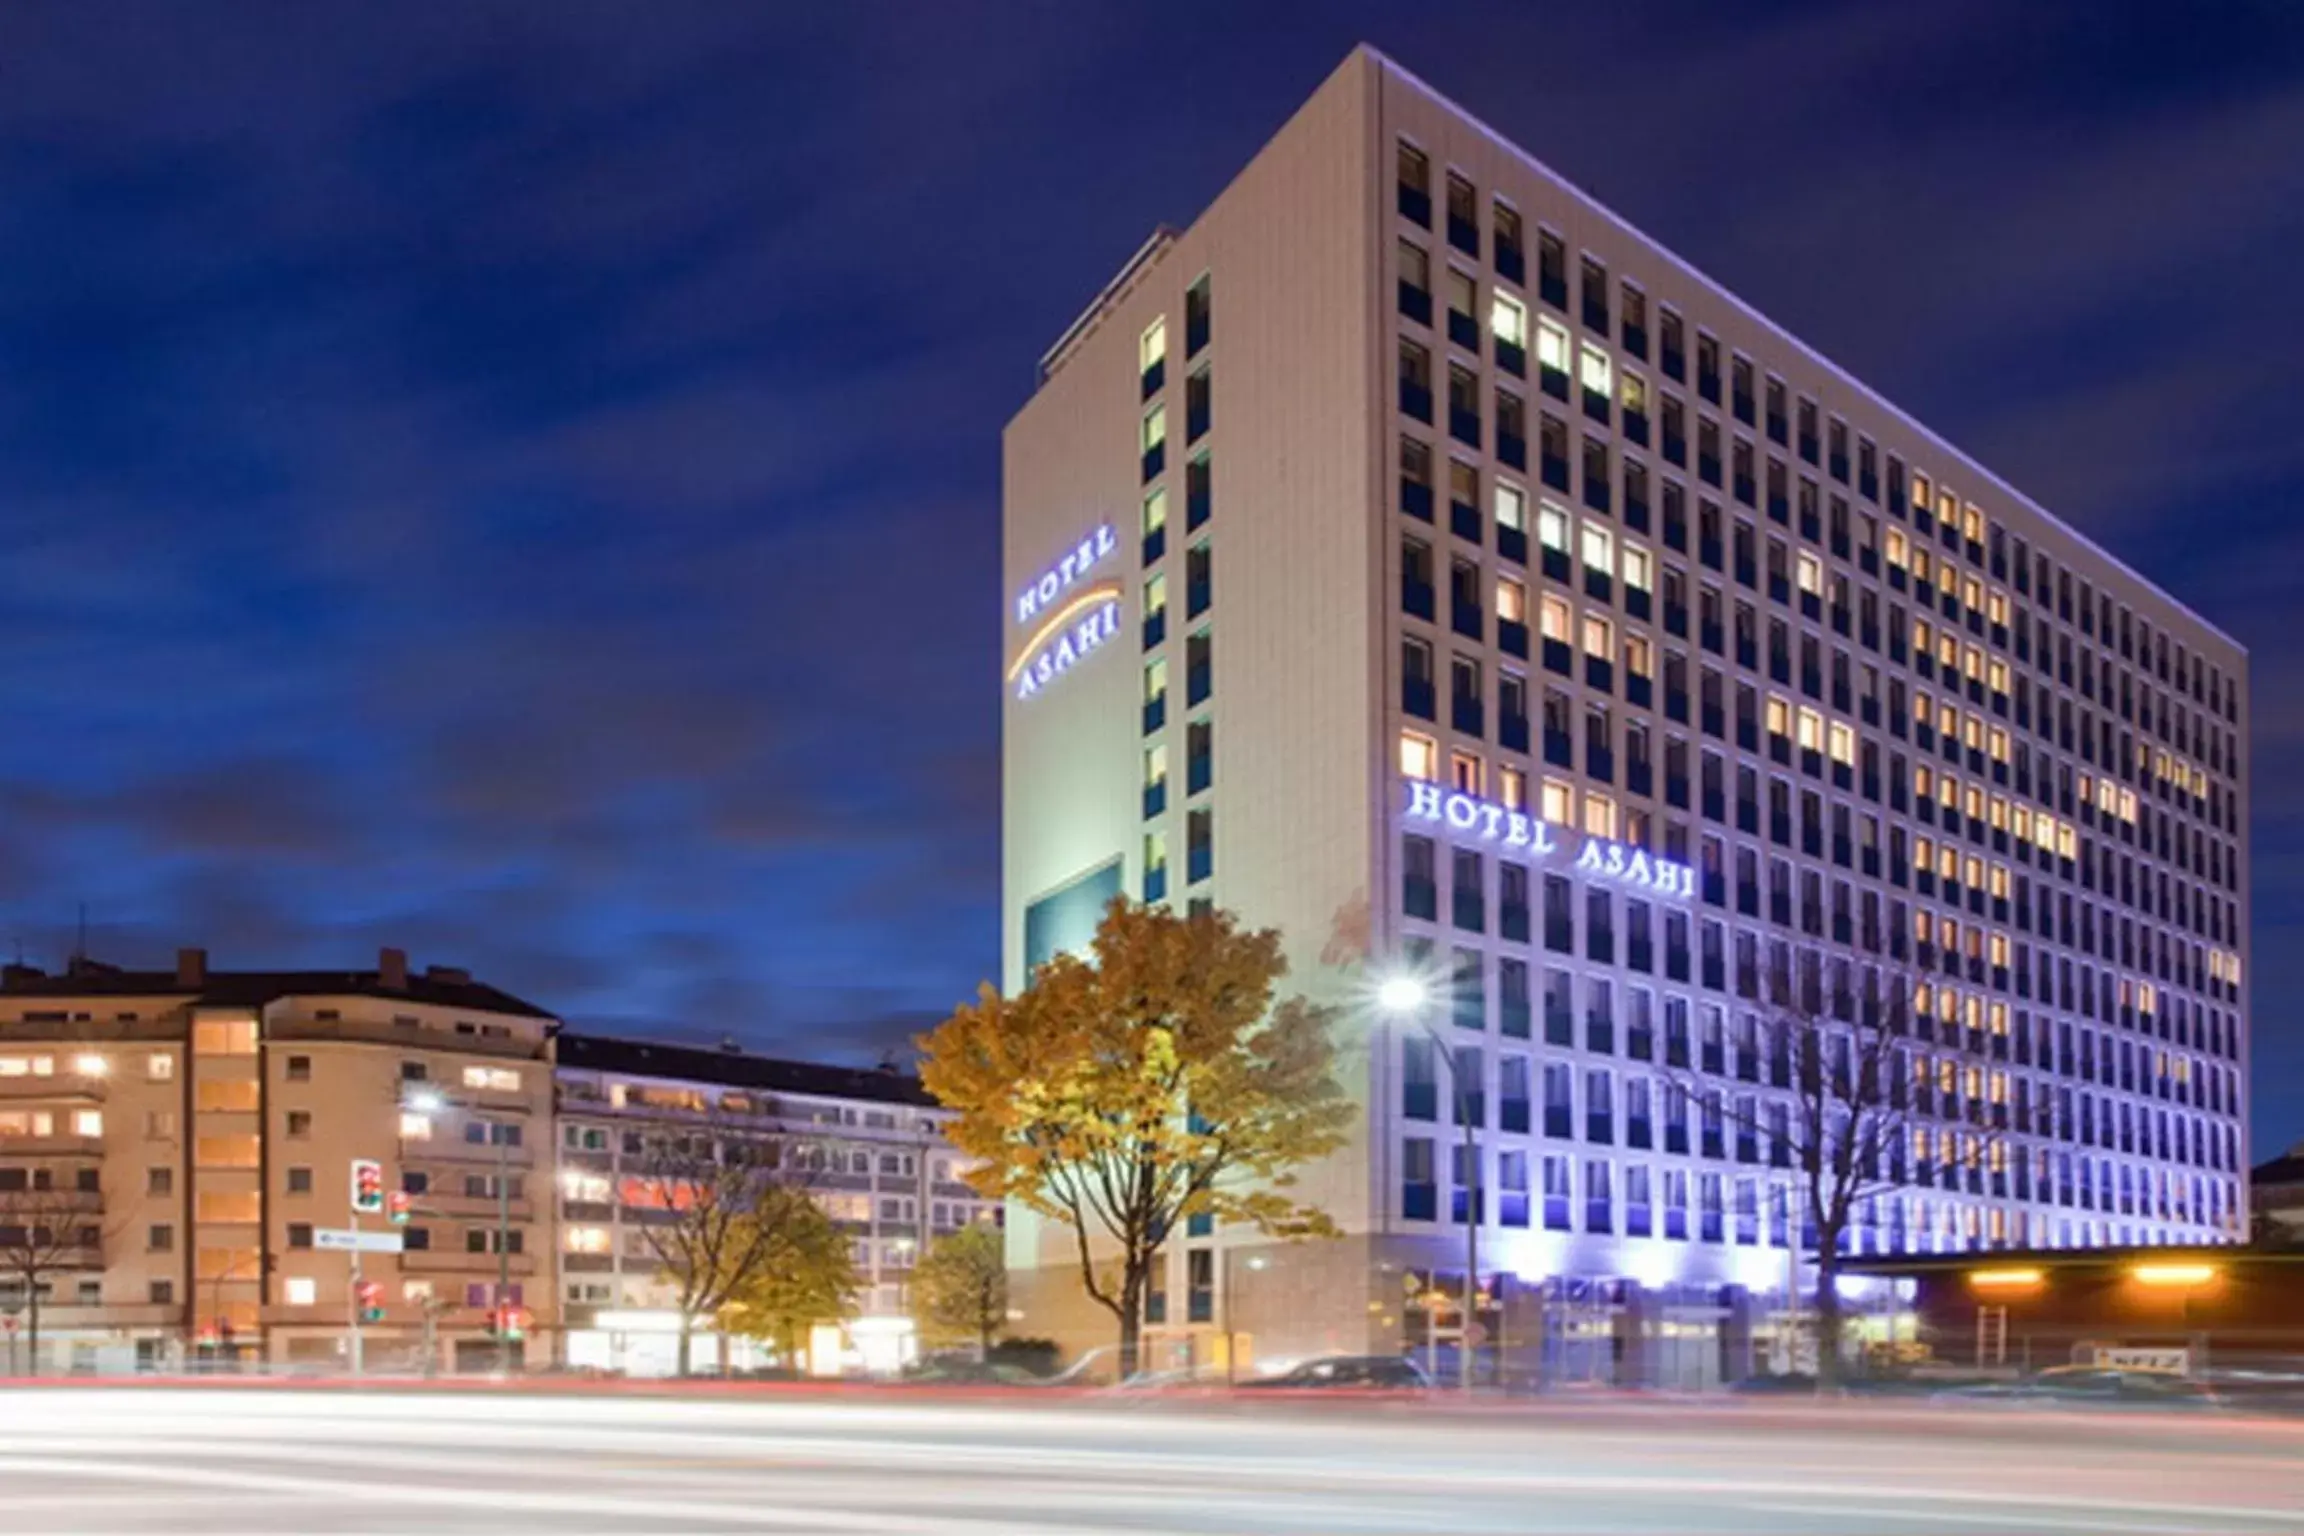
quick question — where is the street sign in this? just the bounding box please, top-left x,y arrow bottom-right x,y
315,1228 -> 404,1254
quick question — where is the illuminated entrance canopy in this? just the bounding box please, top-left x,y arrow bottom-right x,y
1403,779 -> 1696,901
1008,523 -> 1122,702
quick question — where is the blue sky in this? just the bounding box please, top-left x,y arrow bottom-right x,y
1,2 -> 2299,1143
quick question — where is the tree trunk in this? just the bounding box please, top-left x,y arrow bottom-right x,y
675,1315 -> 694,1377
1812,1245 -> 1844,1393
28,1288 -> 39,1378
1116,1276 -> 1143,1383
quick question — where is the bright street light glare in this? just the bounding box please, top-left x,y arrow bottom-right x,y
1375,975 -> 1427,1015
404,1089 -> 446,1114
73,1053 -> 109,1076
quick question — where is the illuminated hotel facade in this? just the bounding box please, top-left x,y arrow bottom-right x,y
1000,48 -> 2249,1384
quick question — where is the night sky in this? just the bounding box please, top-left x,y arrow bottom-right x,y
2,4 -> 2298,1144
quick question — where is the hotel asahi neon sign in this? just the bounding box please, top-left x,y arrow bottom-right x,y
1008,523 -> 1121,701
1403,780 -> 1697,901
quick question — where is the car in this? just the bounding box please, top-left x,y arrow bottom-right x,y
1936,1365 -> 2223,1410
1237,1355 -> 1433,1391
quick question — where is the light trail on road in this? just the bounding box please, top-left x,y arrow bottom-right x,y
1,1385 -> 2299,1533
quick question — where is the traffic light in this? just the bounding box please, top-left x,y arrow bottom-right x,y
385,1190 -> 411,1226
488,1305 -> 528,1342
350,1159 -> 385,1215
355,1280 -> 384,1325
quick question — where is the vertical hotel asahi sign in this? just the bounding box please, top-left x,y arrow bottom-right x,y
1007,524 -> 1121,701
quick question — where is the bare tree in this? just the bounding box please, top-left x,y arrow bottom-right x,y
1669,957 -> 2000,1391
625,1111 -> 826,1376
0,1183 -> 105,1375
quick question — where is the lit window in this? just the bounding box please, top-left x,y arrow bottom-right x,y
1964,505 -> 1985,541
1399,732 -> 1439,781
1538,501 -> 1571,552
1539,594 -> 1572,643
1499,767 -> 1527,811
461,1067 -> 520,1093
1910,471 -> 1931,511
564,1227 -> 611,1255
1581,613 -> 1612,658
1578,343 -> 1611,397
1541,779 -> 1573,825
1582,793 -> 1618,840
1140,315 -> 1168,374
72,1110 -> 101,1137
1827,721 -> 1855,765
1795,707 -> 1822,751
284,1277 -> 317,1307
147,1053 -> 175,1082
1490,292 -> 1527,346
1141,403 -> 1166,453
1795,552 -> 1822,595
1537,318 -> 1571,374
1765,695 -> 1791,737
1631,562 -> 1674,631
1620,370 -> 1647,418
1623,635 -> 1653,679
1581,523 -> 1613,575
1496,576 -> 1527,624
1494,481 -> 1527,535
1144,570 -> 1166,617
1143,485 -> 1167,538
399,1113 -> 432,1141
1450,752 -> 1482,794
1885,529 -> 1908,569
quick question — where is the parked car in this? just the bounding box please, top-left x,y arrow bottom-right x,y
1936,1365 -> 2222,1410
1237,1355 -> 1432,1391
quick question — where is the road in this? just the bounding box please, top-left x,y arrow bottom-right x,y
2,1384 -> 2301,1533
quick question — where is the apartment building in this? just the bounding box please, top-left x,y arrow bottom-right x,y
0,947 -> 556,1374
552,1033 -> 994,1377
1001,47 -> 2248,1385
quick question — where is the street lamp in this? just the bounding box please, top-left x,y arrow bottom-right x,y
1222,1252 -> 1266,1385
1376,971 -> 1478,1393
401,1088 -> 519,1374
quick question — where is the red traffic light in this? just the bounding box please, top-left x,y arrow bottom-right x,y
354,1280 -> 383,1307
350,1159 -> 385,1215
385,1190 -> 411,1225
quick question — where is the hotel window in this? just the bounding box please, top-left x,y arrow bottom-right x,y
1398,238 -> 1431,308
1496,575 -> 1527,625
1536,317 -> 1571,380
1622,544 -> 1652,594
1539,594 -> 1572,644
1399,732 -> 1437,782
1583,792 -> 1619,840
1624,634 -> 1653,680
1541,778 -> 1573,825
1491,290 -> 1526,346
1538,501 -> 1571,556
1142,485 -> 1167,550
1579,343 -> 1611,401
1765,695 -> 1791,738
1141,402 -> 1166,455
1581,613 -> 1612,660
1796,707 -> 1823,752
1499,766 -> 1527,810
1581,523 -> 1613,577
1140,315 -> 1166,377
1494,481 -> 1527,542
1795,551 -> 1822,596
1827,721 -> 1855,765
1449,751 -> 1483,795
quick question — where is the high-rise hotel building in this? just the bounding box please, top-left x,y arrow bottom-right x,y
1000,48 -> 2248,1383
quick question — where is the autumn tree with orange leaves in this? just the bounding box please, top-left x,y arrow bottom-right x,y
918,900 -> 1354,1380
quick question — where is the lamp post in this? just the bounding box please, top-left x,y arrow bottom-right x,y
1377,974 -> 1477,1392
1222,1251 -> 1266,1385
404,1088 -> 518,1375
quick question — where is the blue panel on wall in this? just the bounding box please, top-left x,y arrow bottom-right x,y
1024,860 -> 1122,974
